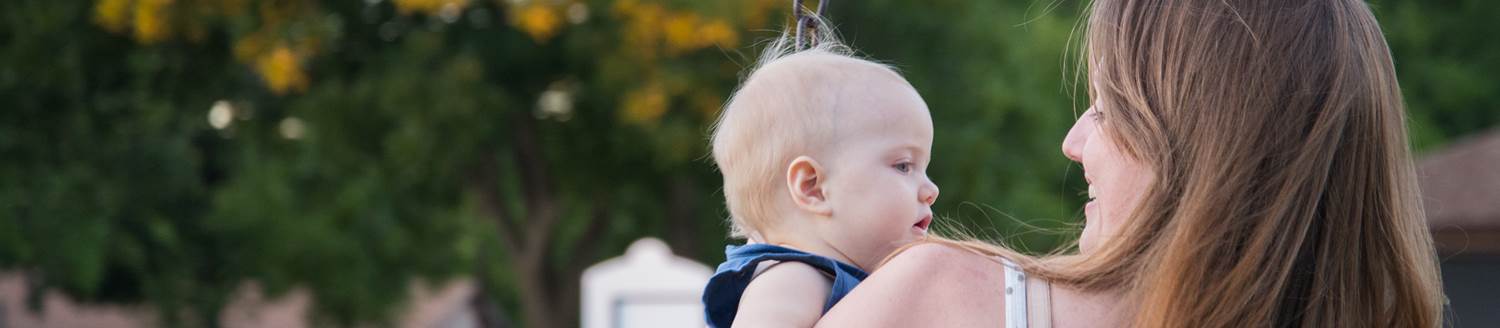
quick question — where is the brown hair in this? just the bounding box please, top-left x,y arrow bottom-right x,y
902,0 -> 1446,326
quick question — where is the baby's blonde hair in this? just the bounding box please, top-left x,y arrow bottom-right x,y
710,18 -> 906,239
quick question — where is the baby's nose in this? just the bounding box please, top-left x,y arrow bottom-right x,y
919,181 -> 939,206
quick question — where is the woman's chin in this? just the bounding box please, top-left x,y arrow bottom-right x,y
1078,226 -> 1098,254
1080,201 -> 1103,253
1084,200 -> 1098,220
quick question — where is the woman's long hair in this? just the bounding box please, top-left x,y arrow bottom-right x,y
905,0 -> 1446,326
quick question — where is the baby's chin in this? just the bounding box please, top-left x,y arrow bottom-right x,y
890,234 -> 924,250
861,237 -> 922,268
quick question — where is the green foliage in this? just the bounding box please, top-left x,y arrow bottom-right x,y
1,0 -> 1494,326
833,1 -> 1092,251
1375,0 -> 1500,151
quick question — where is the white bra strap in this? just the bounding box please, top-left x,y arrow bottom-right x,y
1001,258 -> 1028,328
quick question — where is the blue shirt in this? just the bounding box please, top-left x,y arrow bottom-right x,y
701,244 -> 869,328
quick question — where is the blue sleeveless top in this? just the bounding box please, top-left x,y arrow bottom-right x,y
701,244 -> 869,328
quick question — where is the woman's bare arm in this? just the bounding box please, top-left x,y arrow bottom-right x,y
815,243 -> 1007,327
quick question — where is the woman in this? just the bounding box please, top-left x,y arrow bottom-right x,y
817,0 -> 1446,326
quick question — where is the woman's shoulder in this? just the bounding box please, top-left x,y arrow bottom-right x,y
886,242 -> 1009,274
817,242 -> 1008,327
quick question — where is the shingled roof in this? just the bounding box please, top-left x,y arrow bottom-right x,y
1418,127 -> 1500,254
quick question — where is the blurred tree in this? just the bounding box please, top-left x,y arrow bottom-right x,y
832,0 -> 1091,251
1375,0 -> 1500,151
1,0 -> 1494,327
4,0 -> 780,326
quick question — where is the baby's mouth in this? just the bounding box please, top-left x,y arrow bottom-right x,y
913,214 -> 933,232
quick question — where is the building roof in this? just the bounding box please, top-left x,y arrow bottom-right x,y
1419,127 -> 1500,230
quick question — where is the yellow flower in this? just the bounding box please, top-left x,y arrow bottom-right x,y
622,84 -> 668,125
232,31 -> 268,62
255,45 -> 309,95
613,1 -> 745,58
93,0 -> 133,33
514,3 -> 563,42
612,0 -> 637,14
697,19 -> 739,49
132,0 -> 173,44
663,12 -> 699,54
738,0 -> 783,28
614,1 -> 663,58
393,0 -> 467,16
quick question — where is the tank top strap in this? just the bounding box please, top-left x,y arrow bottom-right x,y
1028,273 -> 1052,328
1001,257 -> 1053,328
1001,257 -> 1029,328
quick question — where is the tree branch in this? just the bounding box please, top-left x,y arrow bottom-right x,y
467,151 -> 523,254
550,192 -> 612,328
565,193 -> 613,273
507,112 -> 560,266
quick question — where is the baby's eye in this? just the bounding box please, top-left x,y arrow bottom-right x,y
1091,110 -> 1106,121
893,162 -> 912,173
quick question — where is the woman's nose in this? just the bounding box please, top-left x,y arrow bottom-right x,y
1062,110 -> 1093,162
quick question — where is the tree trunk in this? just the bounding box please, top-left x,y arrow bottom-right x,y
469,279 -> 514,328
513,264 -> 556,328
665,175 -> 703,257
465,112 -> 606,328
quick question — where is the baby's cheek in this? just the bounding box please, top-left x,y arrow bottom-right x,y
873,198 -> 906,222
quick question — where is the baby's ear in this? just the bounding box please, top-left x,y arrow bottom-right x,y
786,156 -> 833,216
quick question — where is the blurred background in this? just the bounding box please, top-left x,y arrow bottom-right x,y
1,0 -> 1496,327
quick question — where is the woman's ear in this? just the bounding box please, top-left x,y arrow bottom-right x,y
786,156 -> 833,216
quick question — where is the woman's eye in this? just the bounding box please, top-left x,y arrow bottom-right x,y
894,163 -> 912,173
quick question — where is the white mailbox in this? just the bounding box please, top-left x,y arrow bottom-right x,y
581,238 -> 712,328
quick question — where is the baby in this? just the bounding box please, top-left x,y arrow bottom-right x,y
701,32 -> 940,327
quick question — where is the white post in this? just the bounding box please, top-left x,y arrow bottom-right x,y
581,238 -> 712,328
